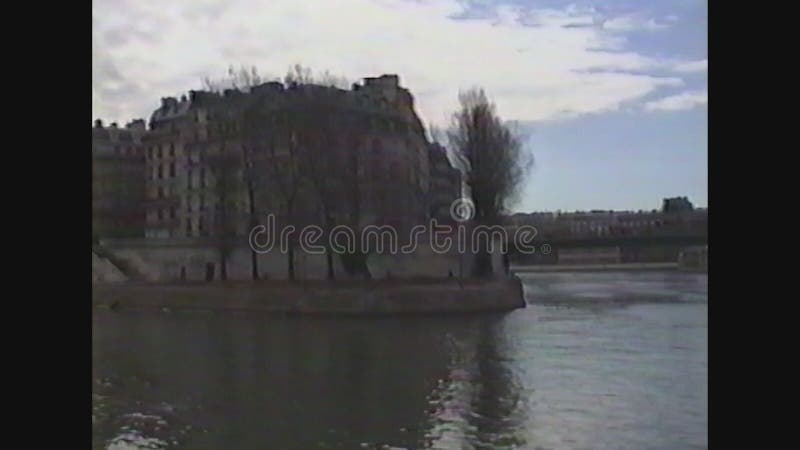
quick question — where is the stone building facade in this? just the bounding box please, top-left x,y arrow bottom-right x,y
142,74 -> 435,241
91,119 -> 147,239
427,142 -> 462,223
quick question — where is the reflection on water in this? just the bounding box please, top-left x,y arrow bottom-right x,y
93,271 -> 708,449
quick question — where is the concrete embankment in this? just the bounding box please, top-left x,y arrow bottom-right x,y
512,262 -> 681,273
91,251 -> 128,283
92,277 -> 526,316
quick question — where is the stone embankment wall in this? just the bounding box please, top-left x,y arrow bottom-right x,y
91,251 -> 127,283
94,238 -> 506,282
92,277 -> 526,316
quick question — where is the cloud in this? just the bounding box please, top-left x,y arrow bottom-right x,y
672,59 -> 707,73
602,14 -> 670,32
644,90 -> 707,112
92,0 -> 701,125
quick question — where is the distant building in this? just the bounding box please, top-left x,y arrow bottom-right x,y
92,119 -> 147,240
662,196 -> 694,213
510,204 -> 707,239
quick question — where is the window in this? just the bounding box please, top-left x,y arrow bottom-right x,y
169,144 -> 175,157
170,207 -> 176,219
186,218 -> 193,235
200,194 -> 205,210
157,209 -> 163,220
200,169 -> 206,187
148,147 -> 153,159
169,163 -> 176,177
187,170 -> 193,189
158,146 -> 163,158
187,196 -> 192,212
199,217 -> 205,233
158,165 -> 163,179
158,187 -> 164,199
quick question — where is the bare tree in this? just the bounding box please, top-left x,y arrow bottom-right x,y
283,64 -> 351,90
447,88 -> 532,277
203,63 -> 361,280
242,141 -> 260,280
203,64 -> 271,94
201,66 -> 271,280
261,105 -> 305,281
291,92 -> 342,279
275,64 -> 360,279
335,113 -> 373,279
205,113 -> 243,281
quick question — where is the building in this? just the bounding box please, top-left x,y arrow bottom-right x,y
663,196 -> 694,213
510,203 -> 707,239
92,119 -> 147,240
427,142 -> 462,222
142,74 -> 432,240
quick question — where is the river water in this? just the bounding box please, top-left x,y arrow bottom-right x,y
92,271 -> 708,450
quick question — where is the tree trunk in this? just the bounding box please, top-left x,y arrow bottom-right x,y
324,213 -> 335,280
326,250 -> 334,280
287,244 -> 295,281
251,250 -> 259,280
471,226 -> 493,278
472,249 -> 493,278
248,183 -> 259,280
287,201 -> 296,281
220,252 -> 228,281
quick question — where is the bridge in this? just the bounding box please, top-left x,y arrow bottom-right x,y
543,233 -> 707,249
504,225 -> 706,265
503,224 -> 706,248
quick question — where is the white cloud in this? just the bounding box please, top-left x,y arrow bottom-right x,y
644,90 -> 707,112
602,14 -> 669,32
92,0 -> 698,126
672,59 -> 708,73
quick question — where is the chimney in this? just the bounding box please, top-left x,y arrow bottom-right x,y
381,74 -> 399,87
110,122 -> 118,128
161,97 -> 178,110
94,119 -> 103,128
126,119 -> 146,131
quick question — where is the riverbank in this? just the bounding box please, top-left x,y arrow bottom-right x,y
92,277 -> 526,316
512,262 -> 683,272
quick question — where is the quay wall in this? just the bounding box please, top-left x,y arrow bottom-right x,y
92,277 -> 526,316
95,238 -> 505,282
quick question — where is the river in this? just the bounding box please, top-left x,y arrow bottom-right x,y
92,271 -> 708,449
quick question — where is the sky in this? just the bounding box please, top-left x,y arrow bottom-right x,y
92,0 -> 707,213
